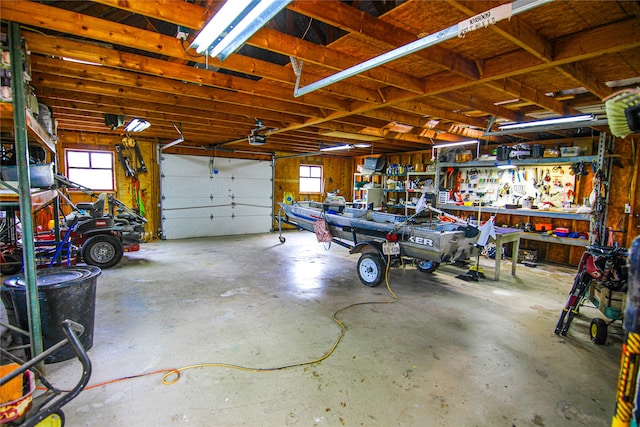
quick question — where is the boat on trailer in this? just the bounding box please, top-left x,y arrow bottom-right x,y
276,198 -> 482,287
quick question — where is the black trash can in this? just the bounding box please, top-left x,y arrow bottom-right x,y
1,266 -> 101,363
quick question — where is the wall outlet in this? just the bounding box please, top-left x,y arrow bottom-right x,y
625,203 -> 632,214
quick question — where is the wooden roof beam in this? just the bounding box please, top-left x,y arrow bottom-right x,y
485,78 -> 584,117
287,0 -> 481,80
86,0 -> 427,94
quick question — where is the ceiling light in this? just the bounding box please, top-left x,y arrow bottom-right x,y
496,161 -> 517,169
62,57 -> 102,66
431,140 -> 479,161
125,118 -> 150,133
498,115 -> 593,130
433,140 -> 478,149
191,0 -> 291,61
320,144 -> 354,152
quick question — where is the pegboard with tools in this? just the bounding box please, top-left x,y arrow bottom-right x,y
455,165 -> 577,209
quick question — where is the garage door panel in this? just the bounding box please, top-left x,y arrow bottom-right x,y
161,154 -> 273,239
212,158 -> 271,178
162,196 -> 271,212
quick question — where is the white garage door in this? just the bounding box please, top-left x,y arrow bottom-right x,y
161,154 -> 273,239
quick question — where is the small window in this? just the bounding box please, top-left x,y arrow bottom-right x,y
65,149 -> 115,191
299,164 -> 322,194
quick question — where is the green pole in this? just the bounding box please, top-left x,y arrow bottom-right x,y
9,22 -> 44,361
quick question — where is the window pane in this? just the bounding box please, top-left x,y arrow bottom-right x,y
66,149 -> 115,191
67,151 -> 90,168
299,164 -> 322,193
310,166 -> 321,178
91,152 -> 113,169
68,168 -> 114,191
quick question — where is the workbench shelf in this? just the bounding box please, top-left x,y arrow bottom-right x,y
382,170 -> 436,215
439,204 -> 592,264
438,155 -> 598,169
0,103 -> 56,154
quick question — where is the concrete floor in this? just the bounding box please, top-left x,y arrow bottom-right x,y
4,230 -> 624,426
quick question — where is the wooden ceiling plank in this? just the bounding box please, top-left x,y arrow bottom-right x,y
36,86 -> 306,126
485,78 -> 584,117
288,0 -> 481,80
1,1 -> 301,86
557,62 -> 614,100
23,33 -> 371,110
95,0 -> 428,95
249,28 -> 424,94
33,75 -> 314,128
446,0 -> 553,62
30,55 -> 348,114
90,0 -> 211,29
434,92 -> 522,123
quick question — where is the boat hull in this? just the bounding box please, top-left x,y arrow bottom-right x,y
278,202 -> 478,263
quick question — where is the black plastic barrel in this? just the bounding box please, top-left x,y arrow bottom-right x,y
1,266 -> 101,363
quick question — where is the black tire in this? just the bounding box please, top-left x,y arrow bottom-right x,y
417,260 -> 440,273
279,236 -> 286,243
590,318 -> 608,345
357,253 -> 385,287
0,252 -> 22,275
81,234 -> 123,269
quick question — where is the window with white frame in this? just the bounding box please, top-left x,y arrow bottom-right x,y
299,164 -> 322,194
65,149 -> 115,191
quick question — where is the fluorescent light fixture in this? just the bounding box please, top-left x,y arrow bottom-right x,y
320,144 -> 354,152
433,140 -> 478,149
62,57 -> 102,67
496,162 -> 517,169
432,140 -> 479,161
320,143 -> 371,152
191,0 -> 291,61
125,118 -> 150,133
498,115 -> 593,130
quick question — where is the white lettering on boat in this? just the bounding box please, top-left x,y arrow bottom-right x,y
409,236 -> 434,247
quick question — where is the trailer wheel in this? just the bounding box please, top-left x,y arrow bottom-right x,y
416,260 -> 440,273
357,253 -> 385,287
82,234 -> 123,269
590,318 -> 607,345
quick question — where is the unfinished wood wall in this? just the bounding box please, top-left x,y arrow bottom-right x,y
52,133 -> 638,267
356,137 -> 640,266
55,132 -> 159,241
274,154 -> 355,221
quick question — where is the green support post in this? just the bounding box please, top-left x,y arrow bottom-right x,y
9,22 -> 44,362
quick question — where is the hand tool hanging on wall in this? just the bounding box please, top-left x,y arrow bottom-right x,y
115,143 -> 136,177
116,136 -> 147,178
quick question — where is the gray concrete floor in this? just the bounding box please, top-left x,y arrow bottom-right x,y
7,231 -> 624,426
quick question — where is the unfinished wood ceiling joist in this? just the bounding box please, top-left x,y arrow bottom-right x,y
1,0 -> 638,156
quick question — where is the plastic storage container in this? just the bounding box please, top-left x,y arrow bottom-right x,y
1,266 -> 101,363
0,163 -> 54,187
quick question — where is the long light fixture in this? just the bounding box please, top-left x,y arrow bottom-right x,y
125,118 -> 150,133
498,114 -> 594,130
431,140 -> 479,160
432,140 -> 479,149
496,160 -> 517,170
191,0 -> 291,61
320,143 -> 371,152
